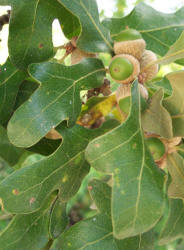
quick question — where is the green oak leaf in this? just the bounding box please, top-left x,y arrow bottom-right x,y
86,81 -> 165,239
149,77 -> 172,98
163,71 -> 184,137
53,213 -> 116,250
0,0 -> 80,69
103,3 -> 184,56
0,59 -> 26,125
57,0 -> 113,53
14,80 -> 38,109
167,152 -> 184,200
0,125 -> 24,166
49,198 -> 68,239
157,31 -> 184,65
7,58 -> 105,148
0,120 -> 117,214
51,179 -> 155,250
116,231 -> 155,250
159,199 -> 184,245
0,195 -> 55,250
142,88 -> 173,139
0,158 -> 14,182
88,178 -> 111,217
27,137 -> 61,156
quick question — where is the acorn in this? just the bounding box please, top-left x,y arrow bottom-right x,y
113,29 -> 146,60
109,54 -> 140,84
165,137 -> 182,154
115,83 -> 148,116
116,84 -> 131,116
115,82 -> 148,103
146,137 -> 166,162
139,50 -> 158,83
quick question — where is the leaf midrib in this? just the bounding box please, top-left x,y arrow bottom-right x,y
19,0 -> 40,64
79,0 -> 113,51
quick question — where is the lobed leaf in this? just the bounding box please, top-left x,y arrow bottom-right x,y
7,58 -> 105,147
52,179 -> 155,250
86,81 -> 165,239
0,120 -> 117,214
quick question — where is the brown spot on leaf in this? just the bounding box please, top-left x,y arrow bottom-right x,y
132,143 -> 137,149
94,143 -> 100,148
38,43 -> 44,49
88,185 -> 93,191
29,197 -> 36,205
12,189 -> 19,195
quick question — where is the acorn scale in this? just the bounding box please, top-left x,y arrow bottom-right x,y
140,50 -> 158,83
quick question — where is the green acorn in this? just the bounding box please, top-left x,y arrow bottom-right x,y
113,29 -> 146,60
146,137 -> 166,162
109,54 -> 140,84
115,83 -> 148,117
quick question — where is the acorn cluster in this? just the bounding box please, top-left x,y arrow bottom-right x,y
109,28 -> 158,85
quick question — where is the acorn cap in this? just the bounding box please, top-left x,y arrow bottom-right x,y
140,50 -> 158,83
109,54 -> 140,84
71,48 -> 96,65
116,83 -> 148,103
116,84 -> 131,103
114,39 -> 146,60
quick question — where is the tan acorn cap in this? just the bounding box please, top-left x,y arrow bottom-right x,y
115,84 -> 131,103
71,48 -> 96,65
116,83 -> 148,103
110,54 -> 140,84
114,39 -> 146,60
140,50 -> 158,83
139,84 -> 149,100
45,128 -> 62,140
